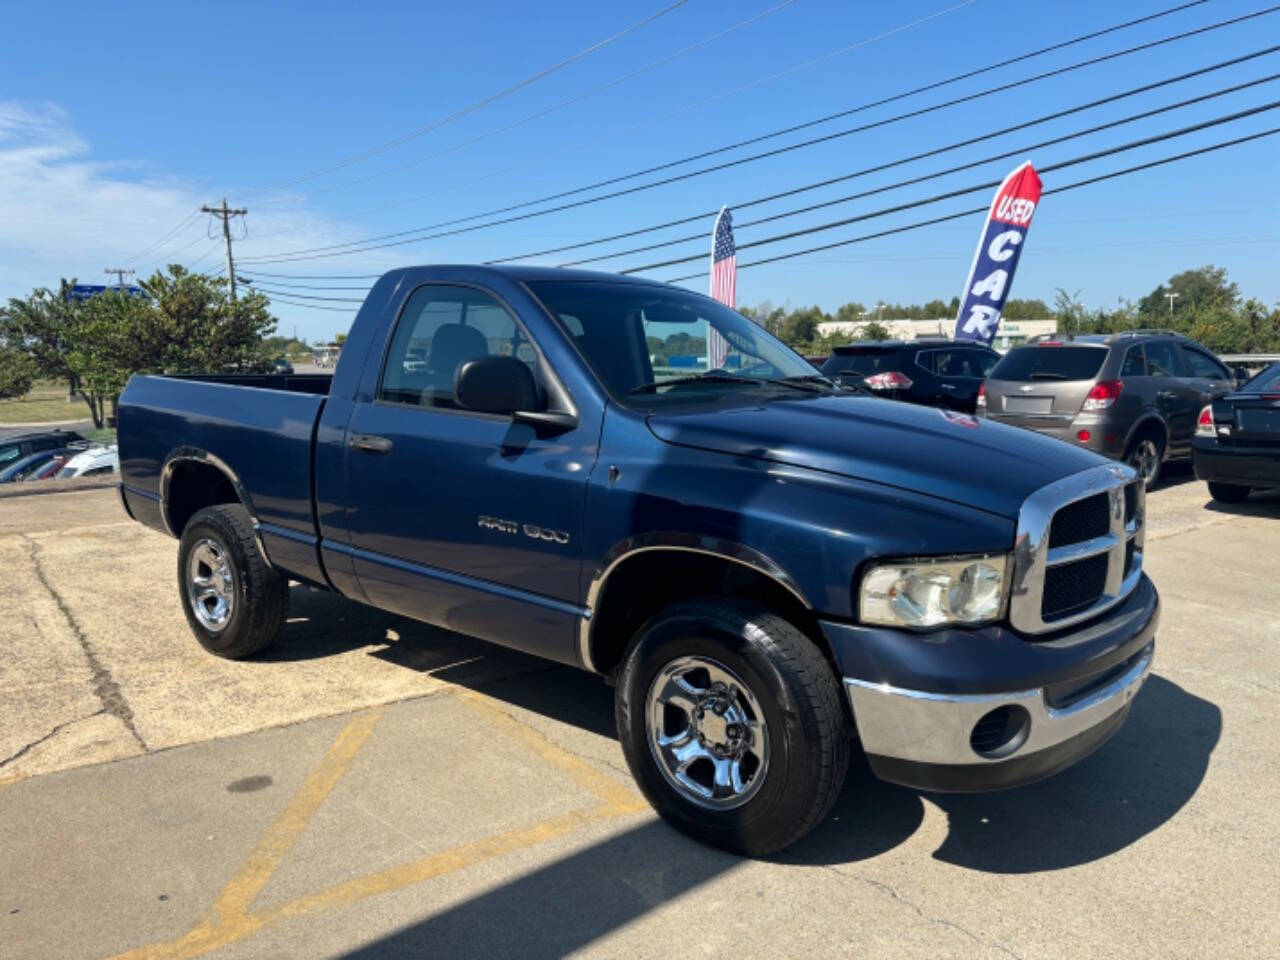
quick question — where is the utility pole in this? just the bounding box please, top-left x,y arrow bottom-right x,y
1166,292 -> 1179,314
104,267 -> 134,289
202,198 -> 247,300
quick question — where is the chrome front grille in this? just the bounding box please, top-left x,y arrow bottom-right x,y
1010,463 -> 1144,635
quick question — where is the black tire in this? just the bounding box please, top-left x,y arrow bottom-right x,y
177,504 -> 288,659
1125,429 -> 1165,489
1208,481 -> 1251,503
615,597 -> 850,856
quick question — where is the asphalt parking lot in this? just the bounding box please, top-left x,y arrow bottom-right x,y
2,471 -> 1277,959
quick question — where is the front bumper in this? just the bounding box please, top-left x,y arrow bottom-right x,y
822,574 -> 1159,792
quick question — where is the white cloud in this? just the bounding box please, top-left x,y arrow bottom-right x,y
0,101 -> 405,341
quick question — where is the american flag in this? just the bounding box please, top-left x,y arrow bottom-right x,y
707,206 -> 735,369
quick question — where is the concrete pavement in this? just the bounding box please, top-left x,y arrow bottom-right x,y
1,474 -> 1277,958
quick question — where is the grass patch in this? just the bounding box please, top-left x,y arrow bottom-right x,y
0,380 -> 89,425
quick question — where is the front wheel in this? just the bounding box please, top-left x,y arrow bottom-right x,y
615,598 -> 850,856
177,504 -> 289,659
1208,481 -> 1251,503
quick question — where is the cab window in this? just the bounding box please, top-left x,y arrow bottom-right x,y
378,285 -> 540,411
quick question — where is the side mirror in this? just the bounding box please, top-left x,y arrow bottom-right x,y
455,354 -> 538,415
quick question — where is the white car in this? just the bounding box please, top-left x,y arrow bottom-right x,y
57,445 -> 119,479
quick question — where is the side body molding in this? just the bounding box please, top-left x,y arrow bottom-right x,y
579,532 -> 811,673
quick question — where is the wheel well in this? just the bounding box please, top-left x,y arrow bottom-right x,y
588,550 -> 830,678
1127,417 -> 1167,453
165,460 -> 242,536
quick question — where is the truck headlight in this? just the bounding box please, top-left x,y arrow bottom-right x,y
859,554 -> 1010,628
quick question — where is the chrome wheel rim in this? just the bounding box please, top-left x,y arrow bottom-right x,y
646,655 -> 770,810
1130,439 -> 1159,484
187,538 -> 235,632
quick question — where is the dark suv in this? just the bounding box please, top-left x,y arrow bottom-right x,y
0,429 -> 85,472
820,339 -> 1000,412
980,330 -> 1245,486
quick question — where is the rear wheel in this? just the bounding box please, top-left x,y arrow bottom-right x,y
615,598 -> 850,856
1125,431 -> 1165,489
1208,481 -> 1251,503
177,504 -> 288,659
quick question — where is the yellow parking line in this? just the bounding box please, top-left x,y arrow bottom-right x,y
110,689 -> 645,960
110,708 -> 383,960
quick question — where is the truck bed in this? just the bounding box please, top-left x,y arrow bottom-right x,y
118,375 -> 329,583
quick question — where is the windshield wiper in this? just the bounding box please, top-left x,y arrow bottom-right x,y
630,372 -> 767,394
767,374 -> 840,393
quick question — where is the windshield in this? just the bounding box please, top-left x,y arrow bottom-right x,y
527,280 -> 819,405
822,349 -> 899,377
990,345 -> 1107,382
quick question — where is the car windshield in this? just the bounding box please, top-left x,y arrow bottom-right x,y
821,349 -> 898,377
527,280 -> 821,406
990,345 -> 1107,382
1240,362 -> 1280,393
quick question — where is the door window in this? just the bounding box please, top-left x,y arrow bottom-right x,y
1120,345 -> 1146,376
1143,341 -> 1186,378
378,285 -> 537,410
1181,347 -> 1229,380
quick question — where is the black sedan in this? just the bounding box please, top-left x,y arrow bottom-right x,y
819,339 -> 1000,413
1193,361 -> 1280,503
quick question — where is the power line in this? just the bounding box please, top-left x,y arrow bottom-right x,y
124,209 -> 203,264
261,293 -> 362,313
661,126 -> 1280,282
298,0 -> 992,226
295,0 -> 803,202
244,285 -> 366,302
238,278 -> 374,291
624,99 -> 1280,273
247,0 -> 692,197
237,270 -> 384,280
237,3 -> 1273,265
558,68 -> 1280,267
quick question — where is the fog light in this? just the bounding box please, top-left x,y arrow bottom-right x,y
1076,429 -> 1091,443
969,705 -> 1031,759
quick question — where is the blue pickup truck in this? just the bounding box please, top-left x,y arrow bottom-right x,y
118,266 -> 1158,855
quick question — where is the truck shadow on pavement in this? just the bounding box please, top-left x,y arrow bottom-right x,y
326,667 -> 1218,959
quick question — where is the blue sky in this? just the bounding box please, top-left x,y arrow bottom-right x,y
2,0 -> 1277,343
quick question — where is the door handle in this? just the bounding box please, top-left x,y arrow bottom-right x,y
350,434 -> 393,454
1157,390 -> 1175,400
941,383 -> 957,390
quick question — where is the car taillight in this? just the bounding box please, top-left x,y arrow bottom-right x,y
864,371 -> 913,391
976,383 -> 986,409
1196,404 -> 1215,437
1082,379 -> 1124,411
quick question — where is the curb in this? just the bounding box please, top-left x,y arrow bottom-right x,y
0,477 -> 119,500
0,419 -> 92,429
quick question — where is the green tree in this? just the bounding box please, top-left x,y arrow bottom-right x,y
142,266 -> 275,373
67,290 -> 163,426
0,280 -> 82,397
859,321 -> 891,341
0,346 -> 36,400
1138,265 -> 1239,320
1053,288 -> 1086,333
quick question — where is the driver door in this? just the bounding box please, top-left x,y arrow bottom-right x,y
341,283 -> 599,665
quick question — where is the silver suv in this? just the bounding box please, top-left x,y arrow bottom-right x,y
979,330 -> 1245,487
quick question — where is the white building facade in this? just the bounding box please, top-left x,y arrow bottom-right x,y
815,317 -> 1058,351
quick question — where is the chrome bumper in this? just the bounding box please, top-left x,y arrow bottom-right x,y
844,643 -> 1153,769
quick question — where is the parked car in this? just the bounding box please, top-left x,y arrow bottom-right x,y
57,445 -> 119,479
273,357 -> 295,375
1193,361 -> 1280,502
0,449 -> 68,483
820,339 -> 1001,412
980,330 -> 1245,487
22,450 -> 77,482
0,429 -> 85,472
118,265 -> 1156,856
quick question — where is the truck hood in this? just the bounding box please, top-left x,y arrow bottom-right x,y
646,395 -> 1107,520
